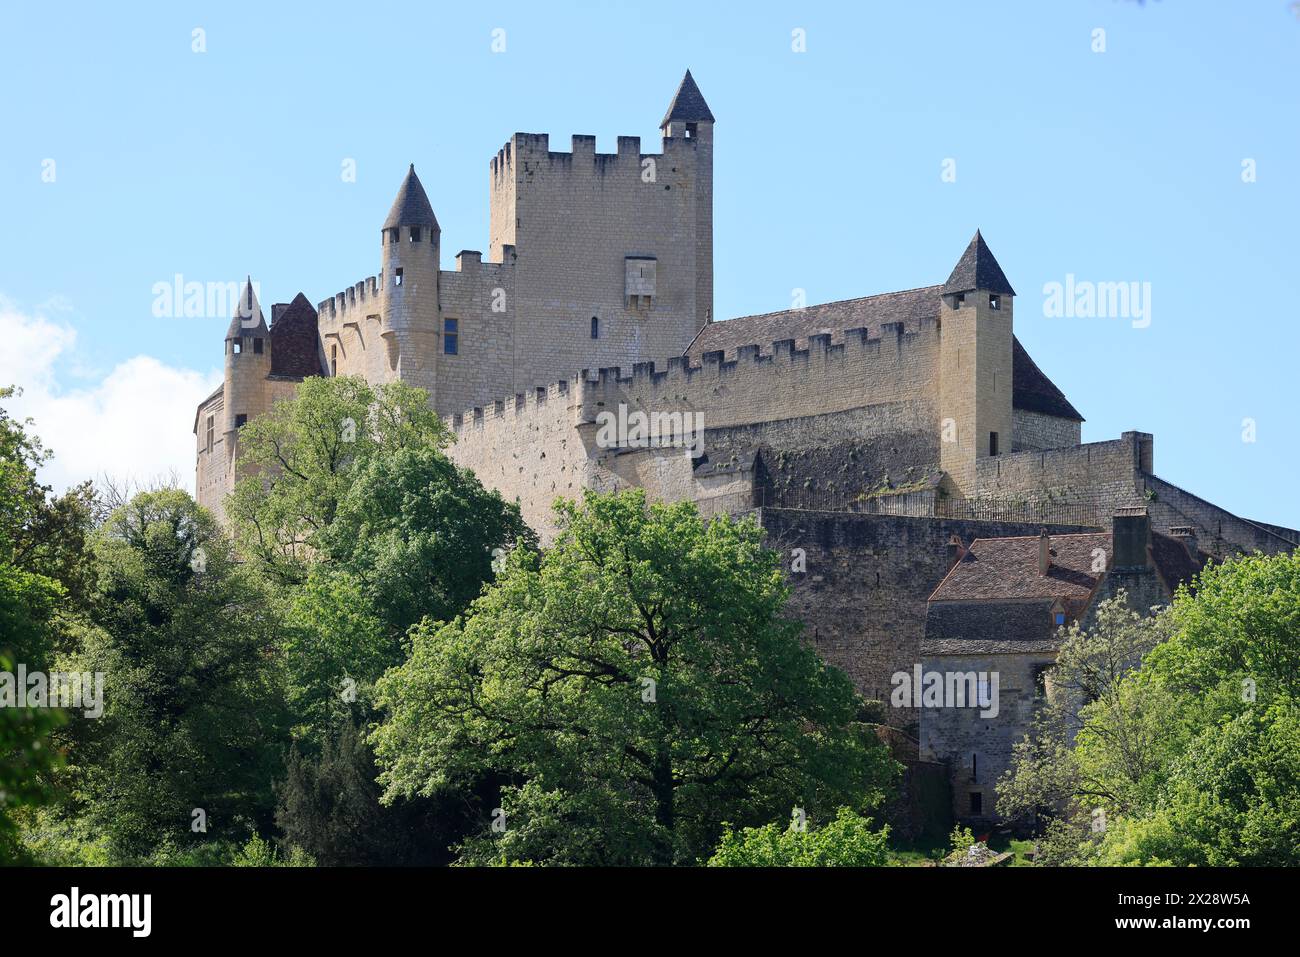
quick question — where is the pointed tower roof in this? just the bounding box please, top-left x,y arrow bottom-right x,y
942,230 -> 1016,297
383,164 -> 438,231
226,277 -> 268,338
661,70 -> 715,127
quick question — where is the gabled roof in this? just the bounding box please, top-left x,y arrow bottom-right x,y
226,277 -> 267,338
928,530 -> 1205,605
661,70 -> 715,127
942,230 -> 1016,297
269,292 -> 324,379
383,164 -> 438,231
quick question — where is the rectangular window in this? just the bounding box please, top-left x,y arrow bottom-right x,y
989,294 -> 1001,310
330,344 -> 338,375
1033,664 -> 1050,697
969,792 -> 983,815
989,432 -> 999,456
232,339 -> 242,354
444,318 -> 458,355
235,413 -> 248,428
410,227 -> 421,243
394,268 -> 403,286
253,338 -> 263,354
206,416 -> 214,453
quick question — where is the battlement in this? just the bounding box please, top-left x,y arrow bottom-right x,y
318,274 -> 383,322
446,319 -> 944,446
490,131 -> 695,185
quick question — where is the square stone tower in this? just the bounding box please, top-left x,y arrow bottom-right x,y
938,231 -> 1016,493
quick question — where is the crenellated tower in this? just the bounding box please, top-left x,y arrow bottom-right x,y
938,231 -> 1016,493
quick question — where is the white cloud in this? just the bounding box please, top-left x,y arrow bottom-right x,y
0,297 -> 220,494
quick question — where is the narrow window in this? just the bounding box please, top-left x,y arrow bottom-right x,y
206,415 -> 214,453
253,338 -> 263,354
591,316 -> 599,339
1054,612 -> 1066,627
394,268 -> 403,287
330,344 -> 338,375
410,227 -> 421,243
989,432 -> 999,456
989,294 -> 1001,310
1033,664 -> 1050,697
232,338 -> 242,354
971,753 -> 978,783
969,792 -> 983,815
444,318 -> 458,355
234,413 -> 248,429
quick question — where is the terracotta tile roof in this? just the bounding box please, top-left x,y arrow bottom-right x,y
930,532 -> 1109,603
929,530 -> 1205,605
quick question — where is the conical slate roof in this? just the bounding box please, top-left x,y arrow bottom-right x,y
942,231 -> 1016,297
383,164 -> 438,231
661,70 -> 715,127
226,277 -> 268,338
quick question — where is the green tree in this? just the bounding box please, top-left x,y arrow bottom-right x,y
707,807 -> 890,867
372,489 -> 898,866
64,489 -> 287,857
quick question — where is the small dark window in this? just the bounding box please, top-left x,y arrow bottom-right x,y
685,122 -> 698,139
394,268 -> 403,286
972,752 -> 978,783
234,414 -> 248,429
954,293 -> 965,308
591,316 -> 599,339
444,318 -> 458,355
387,228 -> 400,244
969,792 -> 983,815
1033,664 -> 1050,697
330,344 -> 338,375
232,338 -> 242,354
253,338 -> 263,354
989,294 -> 1001,310
989,432 -> 999,456
410,227 -> 421,243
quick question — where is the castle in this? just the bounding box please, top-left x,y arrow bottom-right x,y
194,72 -> 1297,830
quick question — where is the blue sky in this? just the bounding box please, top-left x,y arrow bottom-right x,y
1,0 -> 1297,526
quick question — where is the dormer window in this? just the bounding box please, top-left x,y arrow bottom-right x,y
989,294 -> 1001,310
1054,612 -> 1066,626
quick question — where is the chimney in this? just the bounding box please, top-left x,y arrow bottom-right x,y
1170,525 -> 1199,561
1112,507 -> 1152,569
1038,529 -> 1050,576
947,534 -> 967,566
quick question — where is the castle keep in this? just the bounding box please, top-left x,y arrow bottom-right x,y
195,72 -> 1298,828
